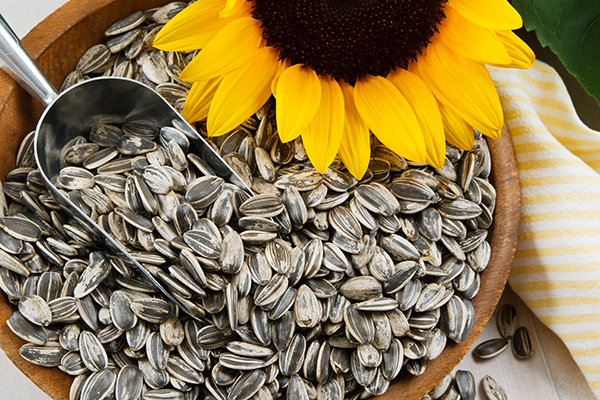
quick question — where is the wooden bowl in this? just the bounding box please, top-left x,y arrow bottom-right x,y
0,0 -> 521,398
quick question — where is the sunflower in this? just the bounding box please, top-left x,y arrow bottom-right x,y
154,0 -> 534,178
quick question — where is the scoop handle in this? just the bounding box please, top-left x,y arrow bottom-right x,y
0,13 -> 58,107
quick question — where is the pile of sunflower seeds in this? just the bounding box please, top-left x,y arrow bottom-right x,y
0,3 -> 497,400
419,370 -> 508,400
473,304 -> 533,360
60,2 -> 193,113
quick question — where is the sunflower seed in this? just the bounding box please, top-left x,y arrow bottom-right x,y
339,277 -> 381,301
390,178 -> 436,202
49,296 -> 78,322
422,328 -> 445,360
220,353 -> 266,371
280,333 -> 306,376
60,351 -> 89,376
76,295 -> 101,332
269,287 -> 297,321
130,298 -> 172,323
64,143 -> 100,165
0,226 -> 24,255
354,297 -> 397,313
350,351 -> 376,387
414,283 -> 453,312
315,341 -> 332,383
512,326 -> 534,359
438,199 -> 482,220
239,194 -> 284,218
288,374 -> 310,400
75,44 -> 112,74
146,331 -> 170,371
383,261 -> 418,294
428,374 -> 452,398
0,216 -> 42,242
356,343 -> 381,368
143,165 -> 175,195
255,273 -> 288,306
73,252 -> 111,298
228,370 -> 266,400
454,370 -> 476,400
365,246 -> 394,282
109,291 -> 137,330
183,229 -> 222,259
344,306 -> 374,345
482,375 -> 508,400
79,331 -> 108,372
353,185 -> 394,217
497,304 -> 518,340
0,248 -> 30,276
115,365 -> 144,400
467,240 -> 491,272
275,170 -> 323,191
474,338 -> 508,359
19,343 -> 67,367
294,285 -> 321,329
305,279 -> 336,299
19,294 -> 52,327
314,191 -> 349,211
7,311 -> 49,345
437,385 -> 460,400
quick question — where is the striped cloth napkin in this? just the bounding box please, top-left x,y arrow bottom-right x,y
488,60 -> 600,397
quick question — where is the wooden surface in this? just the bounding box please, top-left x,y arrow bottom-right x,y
0,0 -> 522,399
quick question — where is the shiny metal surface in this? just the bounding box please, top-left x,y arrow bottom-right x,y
0,13 -> 57,106
32,76 -> 251,320
0,14 -> 251,320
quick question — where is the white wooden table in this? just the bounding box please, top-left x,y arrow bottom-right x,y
0,1 -> 596,399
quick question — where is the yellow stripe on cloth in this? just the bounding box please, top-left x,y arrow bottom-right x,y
489,60 -> 600,398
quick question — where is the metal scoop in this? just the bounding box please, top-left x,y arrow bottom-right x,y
0,14 -> 251,318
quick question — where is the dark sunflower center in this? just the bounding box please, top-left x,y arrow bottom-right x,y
251,0 -> 447,84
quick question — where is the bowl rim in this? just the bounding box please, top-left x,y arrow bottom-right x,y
0,0 -> 521,399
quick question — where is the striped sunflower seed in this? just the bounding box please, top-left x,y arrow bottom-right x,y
482,375 -> 508,400
7,311 -> 49,345
474,337 -> 509,359
512,326 -> 534,359
79,331 -> 108,372
497,304 -> 519,340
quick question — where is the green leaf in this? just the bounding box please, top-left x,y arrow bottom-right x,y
513,0 -> 600,104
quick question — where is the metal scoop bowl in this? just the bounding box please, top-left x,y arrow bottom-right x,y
0,14 -> 251,318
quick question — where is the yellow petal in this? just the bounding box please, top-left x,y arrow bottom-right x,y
208,47 -> 282,137
417,40 -> 504,134
437,7 -> 510,65
448,0 -> 522,31
180,17 -> 263,82
387,69 -> 445,169
337,81 -> 371,179
153,0 -> 252,52
354,75 -> 426,164
182,77 -> 223,123
220,0 -> 244,18
488,30 -> 536,69
270,58 -> 292,95
274,65 -> 322,143
438,101 -> 474,151
302,77 -> 345,173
